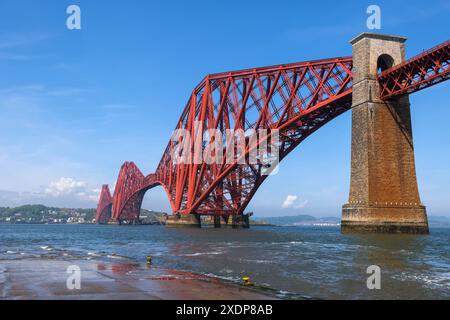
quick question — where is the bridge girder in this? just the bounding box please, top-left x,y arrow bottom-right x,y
104,38 -> 450,222
95,184 -> 113,224
378,40 -> 450,99
154,57 -> 354,217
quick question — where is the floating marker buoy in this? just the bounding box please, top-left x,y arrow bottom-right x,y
146,256 -> 152,265
242,276 -> 253,286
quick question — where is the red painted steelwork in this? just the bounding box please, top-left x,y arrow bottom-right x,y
155,57 -> 354,218
95,185 -> 113,224
108,57 -> 354,222
379,39 -> 450,99
103,39 -> 450,223
111,162 -> 160,223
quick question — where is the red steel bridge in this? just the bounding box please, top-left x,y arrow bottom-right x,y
96,36 -> 449,225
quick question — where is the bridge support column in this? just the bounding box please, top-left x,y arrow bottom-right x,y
231,214 -> 250,229
165,213 -> 201,228
342,33 -> 429,234
213,216 -> 222,228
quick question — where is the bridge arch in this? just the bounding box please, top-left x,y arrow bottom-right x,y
95,184 -> 113,224
111,162 -> 172,224
114,184 -> 161,224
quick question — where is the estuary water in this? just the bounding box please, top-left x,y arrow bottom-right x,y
0,224 -> 449,299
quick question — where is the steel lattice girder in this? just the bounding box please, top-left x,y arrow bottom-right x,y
104,39 -> 450,221
154,57 -> 354,216
109,57 -> 353,221
378,39 -> 450,100
95,184 -> 113,223
111,162 -> 160,222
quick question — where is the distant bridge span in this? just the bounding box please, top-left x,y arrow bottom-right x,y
96,33 -> 449,230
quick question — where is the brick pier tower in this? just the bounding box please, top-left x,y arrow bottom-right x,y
342,33 -> 429,234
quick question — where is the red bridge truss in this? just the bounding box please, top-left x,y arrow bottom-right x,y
101,38 -> 449,224
95,185 -> 113,224
111,162 -> 160,223
379,39 -> 450,100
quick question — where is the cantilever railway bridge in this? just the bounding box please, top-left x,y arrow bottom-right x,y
96,33 -> 449,230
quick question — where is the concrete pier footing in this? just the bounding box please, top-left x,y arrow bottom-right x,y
166,214 -> 250,228
230,215 -> 250,229
220,215 -> 250,229
213,216 -> 222,228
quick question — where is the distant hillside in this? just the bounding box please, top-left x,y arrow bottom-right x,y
0,205 -> 168,225
256,215 -> 340,226
3,205 -> 447,228
0,205 -> 96,224
139,209 -> 167,225
257,215 -> 450,228
428,216 -> 450,228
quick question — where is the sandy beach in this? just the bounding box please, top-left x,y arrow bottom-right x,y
0,258 -> 278,300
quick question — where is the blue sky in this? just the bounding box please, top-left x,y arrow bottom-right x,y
0,0 -> 448,217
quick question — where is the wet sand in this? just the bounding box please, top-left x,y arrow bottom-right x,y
0,259 -> 278,300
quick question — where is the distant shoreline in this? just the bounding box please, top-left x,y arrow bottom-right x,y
2,205 -> 449,228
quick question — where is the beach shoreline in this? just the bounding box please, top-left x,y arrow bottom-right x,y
0,258 -> 280,300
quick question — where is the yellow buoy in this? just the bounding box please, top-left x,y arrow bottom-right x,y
146,256 -> 152,265
242,276 -> 253,286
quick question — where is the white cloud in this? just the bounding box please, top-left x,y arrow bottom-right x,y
282,195 -> 298,208
281,195 -> 308,209
44,177 -> 100,203
0,33 -> 50,61
0,33 -> 49,49
294,200 -> 309,209
45,177 -> 85,196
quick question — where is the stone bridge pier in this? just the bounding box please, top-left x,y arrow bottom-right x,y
342,33 -> 429,234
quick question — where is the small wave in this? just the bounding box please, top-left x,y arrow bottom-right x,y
393,271 -> 450,289
107,254 -> 126,259
203,273 -> 241,283
277,290 -> 295,297
276,290 -> 311,299
239,258 -> 273,264
221,269 -> 233,274
39,246 -> 53,251
180,252 -> 223,257
6,251 -> 18,254
151,253 -> 163,257
287,240 -> 371,251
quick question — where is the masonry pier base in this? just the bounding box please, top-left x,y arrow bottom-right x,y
165,213 -> 201,228
342,33 -> 429,234
228,215 -> 250,229
342,204 -> 429,234
213,216 -> 222,228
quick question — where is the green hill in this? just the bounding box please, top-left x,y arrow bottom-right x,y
256,215 -> 340,226
139,209 -> 167,225
0,205 -> 96,224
